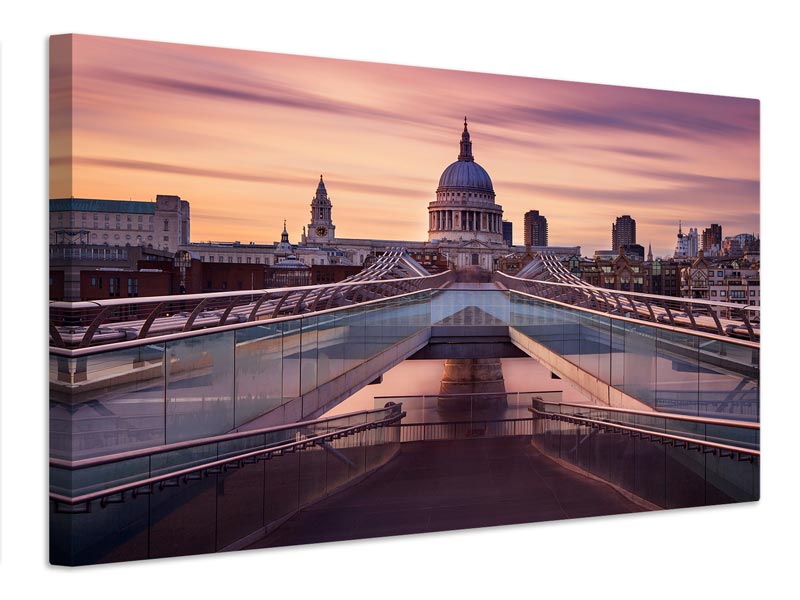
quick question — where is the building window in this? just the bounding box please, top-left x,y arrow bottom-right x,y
711,291 -> 716,297
208,256 -> 213,262
108,277 -> 120,297
228,257 -> 233,263
237,257 -> 242,263
218,256 -> 223,262
720,291 -> 726,297
127,278 -> 139,297
200,256 -> 205,262
246,257 -> 251,264
163,236 -> 169,242
164,220 -> 170,232
255,258 -> 260,264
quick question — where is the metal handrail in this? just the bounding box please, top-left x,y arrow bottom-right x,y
498,269 -> 760,314
528,407 -> 759,461
534,400 -> 761,430
50,410 -> 405,508
49,275 -> 449,357
50,270 -> 454,350
496,270 -> 759,342
375,390 -> 558,400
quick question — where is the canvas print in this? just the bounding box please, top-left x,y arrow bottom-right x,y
49,34 -> 760,566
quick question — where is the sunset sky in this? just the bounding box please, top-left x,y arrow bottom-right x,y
50,34 -> 759,258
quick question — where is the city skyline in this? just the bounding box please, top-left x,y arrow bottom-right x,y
51,35 -> 759,258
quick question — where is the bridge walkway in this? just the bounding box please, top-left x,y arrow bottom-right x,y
246,437 -> 644,549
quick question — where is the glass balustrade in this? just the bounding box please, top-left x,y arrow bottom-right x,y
510,292 -> 759,421
51,287 -> 759,464
50,406 -> 402,566
530,399 -> 759,509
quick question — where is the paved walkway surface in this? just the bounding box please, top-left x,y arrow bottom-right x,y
247,437 -> 645,549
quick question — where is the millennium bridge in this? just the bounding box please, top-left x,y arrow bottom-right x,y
49,250 -> 759,566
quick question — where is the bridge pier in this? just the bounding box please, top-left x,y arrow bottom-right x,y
438,358 -> 507,413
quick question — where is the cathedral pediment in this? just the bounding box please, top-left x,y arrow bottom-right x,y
458,239 -> 492,249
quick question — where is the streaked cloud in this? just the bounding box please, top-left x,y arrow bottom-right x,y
54,34 -> 759,258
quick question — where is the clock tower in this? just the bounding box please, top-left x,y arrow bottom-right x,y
304,174 -> 336,244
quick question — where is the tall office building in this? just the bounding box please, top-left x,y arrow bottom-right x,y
612,215 -> 636,251
502,220 -> 513,246
702,224 -> 723,256
523,210 -> 548,247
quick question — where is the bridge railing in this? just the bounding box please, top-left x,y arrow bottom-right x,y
495,271 -> 759,342
376,391 -> 562,442
51,286 -> 435,461
507,288 -> 759,421
50,270 -> 455,349
50,404 -> 403,566
530,398 -> 759,508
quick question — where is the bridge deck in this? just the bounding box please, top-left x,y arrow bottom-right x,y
247,437 -> 645,549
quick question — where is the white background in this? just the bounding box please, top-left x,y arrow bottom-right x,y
1,1 -> 797,597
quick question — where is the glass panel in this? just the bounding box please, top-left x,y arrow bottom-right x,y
619,321 -> 656,407
216,461 -> 266,549
50,345 -> 166,460
265,452 -> 300,524
343,306 -> 366,373
664,445 -> 707,509
697,338 -> 759,421
300,315 -> 318,396
149,475 -> 217,559
316,312 -> 342,386
166,331 -> 234,444
50,493 -> 149,566
281,319 -> 302,400
297,445 -> 327,507
235,323 -> 282,427
655,328 -> 699,416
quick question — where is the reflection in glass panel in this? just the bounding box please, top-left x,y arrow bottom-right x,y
655,328 -> 699,416
281,319 -> 302,400
316,312 -> 342,387
166,331 -> 234,444
50,344 -> 166,460
235,324 -> 282,427
620,321 -> 656,406
697,338 -> 759,421
216,462 -> 266,550
300,315 -> 318,396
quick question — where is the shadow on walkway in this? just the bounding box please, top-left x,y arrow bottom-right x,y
247,437 -> 647,549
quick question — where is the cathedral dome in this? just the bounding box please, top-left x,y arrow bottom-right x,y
437,160 -> 494,193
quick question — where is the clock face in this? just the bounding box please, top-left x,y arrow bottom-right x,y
315,226 -> 328,237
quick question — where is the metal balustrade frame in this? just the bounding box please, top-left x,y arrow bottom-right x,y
496,270 -> 759,342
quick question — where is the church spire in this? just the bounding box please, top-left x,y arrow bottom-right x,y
281,219 -> 289,243
316,174 -> 327,196
458,116 -> 474,162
